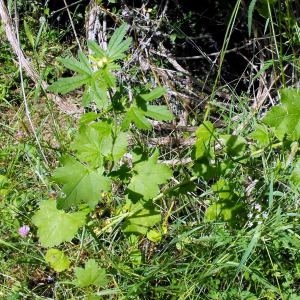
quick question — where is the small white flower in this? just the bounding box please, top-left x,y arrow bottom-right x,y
254,203 -> 262,212
262,212 -> 268,219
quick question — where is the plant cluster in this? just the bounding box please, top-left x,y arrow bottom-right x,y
1,0 -> 300,299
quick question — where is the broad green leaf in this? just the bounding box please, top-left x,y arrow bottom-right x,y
112,132 -> 128,162
74,259 -> 108,288
139,87 -> 167,102
249,124 -> 270,147
108,23 -> 132,61
47,74 -> 90,94
193,121 -> 215,160
204,199 -> 243,223
204,202 -> 222,222
90,80 -> 108,109
263,88 -> 300,141
32,200 -> 86,247
219,134 -> 246,157
71,122 -> 113,166
53,156 -> 111,209
128,151 -> 172,200
205,179 -> 245,225
145,105 -> 174,121
45,248 -> 70,272
212,178 -> 235,200
79,112 -> 101,125
129,248 -> 142,265
122,200 -> 161,234
124,106 -> 152,130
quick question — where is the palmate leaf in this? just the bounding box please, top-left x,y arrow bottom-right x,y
145,105 -> 174,121
127,150 -> 172,200
249,124 -> 270,147
218,134 -> 246,157
192,121 -> 215,160
53,156 -> 111,209
32,200 -> 86,247
74,259 -> 108,288
139,87 -> 167,102
123,87 -> 173,130
71,121 -> 113,166
45,248 -> 70,272
58,53 -> 92,75
47,74 -> 90,94
263,88 -> 300,141
123,106 -> 152,130
122,199 -> 161,234
87,40 -> 107,58
108,23 -> 132,61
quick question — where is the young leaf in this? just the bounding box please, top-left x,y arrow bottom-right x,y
32,200 -> 86,247
122,200 -> 161,234
249,124 -> 270,147
53,156 -> 111,209
112,132 -> 128,162
290,159 -> 300,186
74,259 -> 108,288
263,88 -> 300,141
87,40 -> 107,58
47,74 -> 90,94
139,87 -> 167,102
193,121 -> 215,160
45,248 -> 70,272
124,106 -> 152,130
147,229 -> 162,243
24,20 -> 35,49
71,122 -> 113,166
218,134 -> 246,157
127,151 -> 172,200
108,23 -> 132,61
58,54 -> 92,75
145,105 -> 174,121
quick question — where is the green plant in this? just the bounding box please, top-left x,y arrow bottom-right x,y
26,17 -> 300,297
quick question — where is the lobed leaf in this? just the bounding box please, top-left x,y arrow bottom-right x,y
45,248 -> 70,272
59,54 -> 92,75
87,40 -> 107,57
127,151 -> 172,200
53,156 -> 111,209
122,200 -> 161,234
108,23 -> 132,61
145,105 -> 174,121
47,74 -> 90,94
32,200 -> 86,247
263,88 -> 300,141
139,87 -> 167,102
71,122 -> 113,166
193,121 -> 215,160
74,259 -> 108,288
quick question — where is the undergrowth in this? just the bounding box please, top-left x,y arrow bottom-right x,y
1,0 -> 300,299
